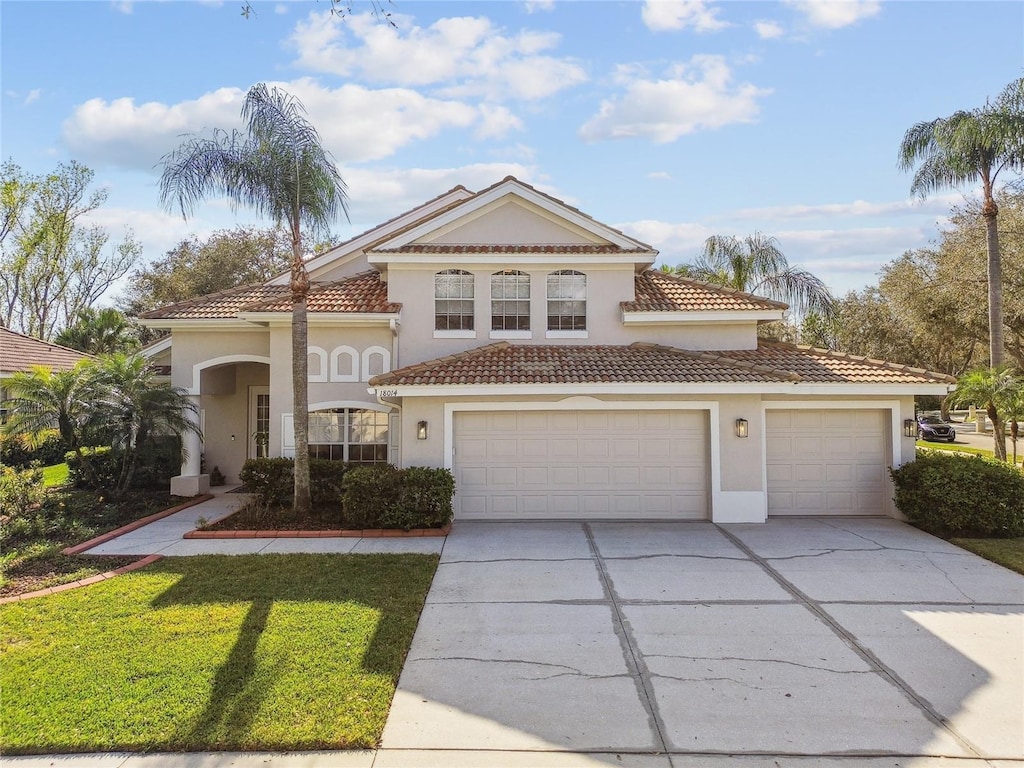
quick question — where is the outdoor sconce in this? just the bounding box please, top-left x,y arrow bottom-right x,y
417,420 -> 428,440
735,418 -> 749,438
903,418 -> 917,438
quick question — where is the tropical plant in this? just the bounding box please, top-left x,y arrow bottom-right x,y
158,83 -> 349,515
55,307 -> 140,354
997,380 -> 1024,465
668,232 -> 835,319
1,361 -> 106,485
949,366 -> 1019,461
899,76 -> 1024,367
92,354 -> 200,496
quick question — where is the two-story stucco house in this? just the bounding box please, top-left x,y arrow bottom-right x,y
139,177 -> 953,524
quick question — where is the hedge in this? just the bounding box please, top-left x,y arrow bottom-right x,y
66,437 -> 182,492
891,450 -> 1024,538
238,458 -> 454,530
0,430 -> 69,469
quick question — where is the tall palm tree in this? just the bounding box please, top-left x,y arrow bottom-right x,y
950,366 -> 1018,461
55,307 -> 139,355
2,360 -> 104,486
899,77 -> 1024,367
673,232 -> 835,319
159,84 -> 348,514
94,354 -> 200,496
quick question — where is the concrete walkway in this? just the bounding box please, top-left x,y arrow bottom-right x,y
7,517 -> 1022,768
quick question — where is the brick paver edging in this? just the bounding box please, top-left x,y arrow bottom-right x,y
0,555 -> 164,604
62,495 -> 215,555
184,524 -> 452,539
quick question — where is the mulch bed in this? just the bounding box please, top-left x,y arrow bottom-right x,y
201,503 -> 346,532
0,554 -> 140,599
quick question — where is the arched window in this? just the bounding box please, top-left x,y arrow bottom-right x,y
435,269 -> 474,330
361,346 -> 391,381
547,270 -> 586,331
307,346 -> 328,382
491,270 -> 530,331
329,346 -> 359,382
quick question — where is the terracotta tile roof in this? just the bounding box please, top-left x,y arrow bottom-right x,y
244,271 -> 400,314
139,272 -> 399,320
622,271 -> 789,313
370,244 -> 650,254
0,328 -> 90,374
718,341 -> 956,385
370,342 -> 798,386
139,284 -> 289,320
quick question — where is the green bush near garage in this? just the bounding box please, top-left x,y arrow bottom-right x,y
891,450 -> 1024,537
239,458 -> 350,509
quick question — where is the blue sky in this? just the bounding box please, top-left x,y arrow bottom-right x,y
3,0 -> 1022,300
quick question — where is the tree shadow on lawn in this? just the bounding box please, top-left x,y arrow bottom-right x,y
148,553 -> 437,750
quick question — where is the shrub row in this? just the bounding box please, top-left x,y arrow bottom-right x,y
891,450 -> 1024,538
0,430 -> 68,469
238,458 -> 454,530
66,437 -> 182,492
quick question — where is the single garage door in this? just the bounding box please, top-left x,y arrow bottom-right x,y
766,409 -> 890,516
454,409 -> 709,520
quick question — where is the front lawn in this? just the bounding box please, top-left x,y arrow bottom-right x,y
1,487 -> 187,597
41,462 -> 69,487
0,553 -> 438,754
916,439 -> 995,458
951,538 -> 1024,575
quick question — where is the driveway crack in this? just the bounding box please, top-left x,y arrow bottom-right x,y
645,653 -> 875,675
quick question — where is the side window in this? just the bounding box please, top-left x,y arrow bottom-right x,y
435,269 -> 474,330
547,270 -> 586,331
491,270 -> 531,331
307,346 -> 328,382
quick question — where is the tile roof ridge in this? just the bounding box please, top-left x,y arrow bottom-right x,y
0,326 -> 94,358
629,341 -> 800,382
762,339 -> 956,383
137,282 -> 283,319
641,270 -> 789,310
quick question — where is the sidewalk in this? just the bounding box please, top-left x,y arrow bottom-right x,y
81,487 -> 444,557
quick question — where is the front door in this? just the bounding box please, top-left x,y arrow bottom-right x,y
248,386 -> 270,459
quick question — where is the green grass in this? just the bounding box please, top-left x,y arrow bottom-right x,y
916,440 -> 995,457
951,538 -> 1024,575
41,463 -> 69,487
0,553 -> 438,754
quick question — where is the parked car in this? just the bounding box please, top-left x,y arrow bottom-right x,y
917,415 -> 956,443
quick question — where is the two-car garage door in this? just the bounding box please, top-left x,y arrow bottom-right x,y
454,409 -> 709,520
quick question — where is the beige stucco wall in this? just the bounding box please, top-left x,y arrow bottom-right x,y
199,362 -> 269,483
425,199 -> 599,245
170,329 -> 270,392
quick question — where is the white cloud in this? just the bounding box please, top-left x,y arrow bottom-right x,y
24,89 -> 41,106
641,0 -> 729,32
289,10 -> 586,101
579,55 -> 770,143
730,193 -> 963,221
525,0 -> 555,13
647,171 -> 672,180
61,78 -> 518,171
754,20 -> 784,39
616,219 -> 715,262
111,1 -> 132,14
275,4 -> 288,14
785,0 -> 881,29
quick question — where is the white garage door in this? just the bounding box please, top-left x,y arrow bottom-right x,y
766,409 -> 891,516
454,409 -> 709,520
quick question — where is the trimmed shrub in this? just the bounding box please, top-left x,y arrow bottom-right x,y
311,459 -> 349,509
342,464 -> 454,530
342,464 -> 402,528
66,446 -> 120,491
131,435 -> 183,489
239,457 -> 352,510
0,430 -> 69,469
891,450 -> 1024,537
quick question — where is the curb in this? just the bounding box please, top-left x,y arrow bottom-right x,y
184,524 -> 451,539
62,495 -> 214,555
0,555 -> 164,604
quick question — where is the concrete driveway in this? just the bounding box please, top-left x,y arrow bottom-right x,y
379,518 -> 1023,767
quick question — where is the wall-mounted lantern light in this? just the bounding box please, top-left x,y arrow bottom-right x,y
903,418 -> 917,438
735,418 -> 749,438
417,420 -> 429,440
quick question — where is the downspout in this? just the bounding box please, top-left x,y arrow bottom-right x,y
390,317 -> 399,370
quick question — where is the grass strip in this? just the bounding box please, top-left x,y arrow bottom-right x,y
950,537 -> 1024,575
41,463 -> 69,487
0,553 -> 438,754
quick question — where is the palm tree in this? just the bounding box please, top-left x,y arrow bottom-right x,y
671,232 -> 835,319
55,307 -> 139,355
950,366 -> 1018,461
997,378 -> 1024,466
2,360 -> 104,486
159,84 -> 348,514
93,354 -> 200,496
899,77 -> 1024,367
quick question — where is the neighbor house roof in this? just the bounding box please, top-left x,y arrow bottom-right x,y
368,244 -> 651,255
369,340 -> 955,387
0,327 -> 89,375
139,271 -> 399,321
622,271 -> 789,313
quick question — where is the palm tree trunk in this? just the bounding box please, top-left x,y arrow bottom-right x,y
290,231 -> 311,516
982,198 -> 1004,367
987,403 -> 1007,461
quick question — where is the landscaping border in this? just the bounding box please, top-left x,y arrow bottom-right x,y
61,495 -> 214,555
0,555 -> 164,604
184,524 -> 451,539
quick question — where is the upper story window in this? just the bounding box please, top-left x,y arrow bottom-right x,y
435,269 -> 474,331
491,270 -> 531,331
547,270 -> 587,331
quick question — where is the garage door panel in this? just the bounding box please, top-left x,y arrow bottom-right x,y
454,409 -> 709,520
767,408 -> 890,517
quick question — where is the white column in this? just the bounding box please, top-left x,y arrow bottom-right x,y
171,395 -> 209,496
